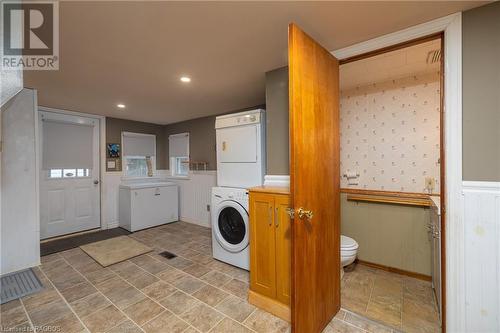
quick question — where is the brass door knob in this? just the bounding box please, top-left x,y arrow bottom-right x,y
297,207 -> 313,220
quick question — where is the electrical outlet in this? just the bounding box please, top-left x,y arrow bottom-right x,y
425,177 -> 436,193
206,204 -> 210,212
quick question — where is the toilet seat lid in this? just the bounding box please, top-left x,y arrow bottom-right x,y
341,235 -> 358,249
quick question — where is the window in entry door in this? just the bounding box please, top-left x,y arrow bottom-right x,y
48,168 -> 90,179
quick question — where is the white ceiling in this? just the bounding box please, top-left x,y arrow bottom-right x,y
340,39 -> 442,90
24,1 -> 486,125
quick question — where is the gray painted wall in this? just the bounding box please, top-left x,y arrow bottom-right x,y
164,105 -> 265,171
164,115 -> 218,170
106,117 -> 167,170
463,1 -> 500,182
265,67 -> 290,175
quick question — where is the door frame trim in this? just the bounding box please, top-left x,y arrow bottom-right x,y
272,13 -> 462,332
38,106 -> 106,235
332,13 -> 462,333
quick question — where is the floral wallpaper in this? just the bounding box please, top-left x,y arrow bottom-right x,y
340,72 -> 441,194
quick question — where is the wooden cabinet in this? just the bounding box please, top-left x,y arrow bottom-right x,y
248,187 -> 291,321
274,194 -> 291,305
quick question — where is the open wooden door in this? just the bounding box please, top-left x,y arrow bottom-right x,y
289,23 -> 340,333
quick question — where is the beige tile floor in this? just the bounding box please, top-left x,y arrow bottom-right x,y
341,263 -> 441,333
2,222 -> 398,333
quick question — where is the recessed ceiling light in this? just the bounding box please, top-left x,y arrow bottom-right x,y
180,76 -> 191,83
117,103 -> 126,109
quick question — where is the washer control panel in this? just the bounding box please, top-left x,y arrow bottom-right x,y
227,190 -> 248,202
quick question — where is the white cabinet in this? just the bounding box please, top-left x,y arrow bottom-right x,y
119,182 -> 178,232
430,197 -> 442,321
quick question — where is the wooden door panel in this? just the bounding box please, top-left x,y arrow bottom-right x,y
289,23 -> 341,333
275,194 -> 291,305
249,193 -> 277,298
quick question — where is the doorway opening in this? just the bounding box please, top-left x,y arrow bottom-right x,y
338,35 -> 444,332
39,111 -> 101,240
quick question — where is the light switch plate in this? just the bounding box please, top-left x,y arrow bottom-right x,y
425,177 -> 436,192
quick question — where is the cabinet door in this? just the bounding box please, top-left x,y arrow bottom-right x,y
250,192 -> 277,298
275,194 -> 291,305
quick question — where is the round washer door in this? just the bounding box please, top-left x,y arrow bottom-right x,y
214,200 -> 249,253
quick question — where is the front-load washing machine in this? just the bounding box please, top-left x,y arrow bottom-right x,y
211,187 -> 249,270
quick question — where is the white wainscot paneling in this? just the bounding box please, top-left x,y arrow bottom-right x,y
167,171 -> 217,228
264,175 -> 290,187
463,181 -> 500,332
102,171 -> 215,230
102,172 -> 122,229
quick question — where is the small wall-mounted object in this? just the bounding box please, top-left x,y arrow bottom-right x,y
106,158 -> 121,172
106,143 -> 122,171
425,177 -> 436,194
343,170 -> 360,185
107,143 -> 120,158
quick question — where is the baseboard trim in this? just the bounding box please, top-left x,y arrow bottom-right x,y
106,221 -> 119,229
40,227 -> 101,243
462,181 -> 500,192
180,218 -> 211,229
356,259 -> 432,281
248,290 -> 291,322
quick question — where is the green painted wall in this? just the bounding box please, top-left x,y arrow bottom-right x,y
341,193 -> 432,276
106,117 -> 167,170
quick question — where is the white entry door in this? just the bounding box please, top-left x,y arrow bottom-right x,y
39,111 -> 100,239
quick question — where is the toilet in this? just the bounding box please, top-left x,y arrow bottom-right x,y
341,235 -> 359,267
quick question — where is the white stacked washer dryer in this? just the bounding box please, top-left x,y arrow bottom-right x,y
211,109 -> 265,270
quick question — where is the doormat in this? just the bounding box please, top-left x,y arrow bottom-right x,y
1,268 -> 43,304
41,228 -> 131,256
80,236 -> 152,267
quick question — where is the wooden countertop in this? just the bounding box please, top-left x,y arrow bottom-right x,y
248,186 -> 290,195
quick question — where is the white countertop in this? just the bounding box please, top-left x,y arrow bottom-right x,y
119,181 -> 177,189
430,196 -> 441,215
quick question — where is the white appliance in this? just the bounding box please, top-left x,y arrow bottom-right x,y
119,181 -> 178,232
215,109 -> 266,188
211,187 -> 249,270
340,235 -> 359,267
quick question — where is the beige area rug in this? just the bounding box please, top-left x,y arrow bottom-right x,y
80,236 -> 152,267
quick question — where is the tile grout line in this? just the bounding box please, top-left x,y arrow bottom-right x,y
130,231 -> 233,332
127,236 -> 261,332
364,272 -> 376,314
338,316 -> 370,333
37,266 -> 91,333
18,298 -> 36,332
45,225 -> 267,333
88,258 -> 208,332
343,269 -> 421,332
341,308 -> 393,332
139,229 -> 279,330
240,307 -> 259,332
57,256 -> 147,333
128,259 -> 258,332
113,258 -> 218,331
121,224 -> 417,332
